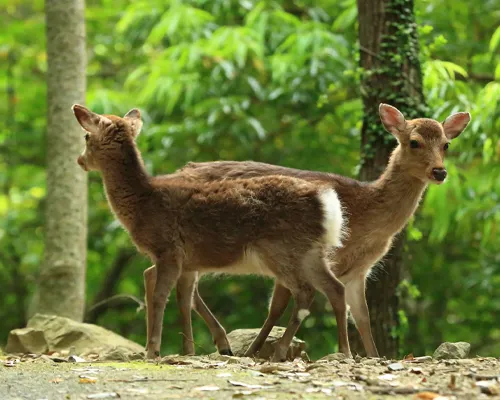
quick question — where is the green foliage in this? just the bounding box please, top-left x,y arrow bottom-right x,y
1,0 -> 499,359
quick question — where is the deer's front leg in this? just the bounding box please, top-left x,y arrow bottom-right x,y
147,256 -> 181,359
345,277 -> 379,357
143,265 -> 157,352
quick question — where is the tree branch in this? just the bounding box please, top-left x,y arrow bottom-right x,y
86,294 -> 144,320
85,249 -> 136,323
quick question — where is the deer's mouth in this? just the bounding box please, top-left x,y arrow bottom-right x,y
429,175 -> 446,185
77,156 -> 88,171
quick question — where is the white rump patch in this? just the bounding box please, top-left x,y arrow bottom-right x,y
297,309 -> 310,322
318,189 -> 346,248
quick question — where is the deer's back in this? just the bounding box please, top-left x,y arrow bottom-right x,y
132,175 -> 343,271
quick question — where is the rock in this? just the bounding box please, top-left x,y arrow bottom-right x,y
5,328 -> 49,354
225,327 -> 306,361
319,353 -> 347,362
433,342 -> 471,360
388,362 -> 404,371
6,314 -> 145,356
99,346 -> 137,361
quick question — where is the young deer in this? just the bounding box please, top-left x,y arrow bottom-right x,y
72,104 -> 351,361
172,104 -> 471,358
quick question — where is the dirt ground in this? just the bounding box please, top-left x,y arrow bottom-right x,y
1,354 -> 499,400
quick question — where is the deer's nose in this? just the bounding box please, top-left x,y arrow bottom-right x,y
77,155 -> 88,171
432,168 -> 447,182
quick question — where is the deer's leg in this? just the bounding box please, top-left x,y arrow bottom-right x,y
147,256 -> 181,359
271,284 -> 315,362
345,277 -> 379,357
176,272 -> 197,355
192,286 -> 233,356
143,265 -> 157,351
244,282 -> 291,357
311,261 -> 352,358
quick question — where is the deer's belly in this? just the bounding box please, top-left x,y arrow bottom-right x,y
186,247 -> 275,277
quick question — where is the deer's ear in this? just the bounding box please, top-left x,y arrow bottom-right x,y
442,112 -> 470,139
379,103 -> 407,138
124,108 -> 143,137
72,104 -> 111,133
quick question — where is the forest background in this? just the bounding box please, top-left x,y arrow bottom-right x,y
1,0 -> 499,360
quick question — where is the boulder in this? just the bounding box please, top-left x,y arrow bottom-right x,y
226,327 -> 306,361
433,342 -> 471,360
6,313 -> 143,356
6,328 -> 49,354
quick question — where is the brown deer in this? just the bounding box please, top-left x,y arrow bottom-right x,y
167,104 -> 470,358
72,104 -> 351,361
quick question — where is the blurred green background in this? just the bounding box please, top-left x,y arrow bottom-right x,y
1,0 -> 499,359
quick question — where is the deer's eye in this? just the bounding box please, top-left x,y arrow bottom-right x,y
410,140 -> 420,149
444,143 -> 449,151
84,133 -> 90,141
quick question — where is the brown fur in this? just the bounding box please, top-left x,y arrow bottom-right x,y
72,104 -> 351,361
173,104 -> 470,357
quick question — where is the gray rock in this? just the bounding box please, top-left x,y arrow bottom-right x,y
388,362 -> 404,371
319,353 -> 347,362
5,328 -> 48,354
433,342 -> 471,360
225,327 -> 306,361
5,313 -> 144,356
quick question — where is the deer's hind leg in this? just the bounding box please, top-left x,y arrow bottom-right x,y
192,284 -> 233,356
308,258 -> 351,358
271,281 -> 315,362
244,282 -> 291,357
176,272 -> 197,355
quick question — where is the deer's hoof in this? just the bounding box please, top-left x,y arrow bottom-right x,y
220,348 -> 234,356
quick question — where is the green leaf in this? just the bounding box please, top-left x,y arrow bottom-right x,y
332,6 -> 357,32
489,25 -> 500,53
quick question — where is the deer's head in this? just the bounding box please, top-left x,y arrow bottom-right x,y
72,105 -> 142,171
379,104 -> 470,184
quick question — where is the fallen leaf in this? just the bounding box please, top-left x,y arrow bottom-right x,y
71,368 -> 102,374
228,380 -> 264,389
476,380 -> 500,395
87,393 -> 120,399
406,356 -> 433,363
50,378 -> 63,384
3,360 -> 18,367
410,367 -> 423,374
49,356 -> 68,363
69,355 -> 86,363
233,390 -> 256,397
193,385 -> 220,391
448,374 -> 456,390
378,373 -> 397,381
404,353 -> 415,361
414,392 -> 441,399
79,377 -> 97,384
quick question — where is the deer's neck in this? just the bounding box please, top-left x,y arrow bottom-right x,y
367,150 -> 427,235
100,142 -> 152,229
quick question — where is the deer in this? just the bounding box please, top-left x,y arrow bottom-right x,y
160,104 -> 471,358
72,104 -> 352,361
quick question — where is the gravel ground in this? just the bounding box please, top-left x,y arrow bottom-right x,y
1,354 -> 499,399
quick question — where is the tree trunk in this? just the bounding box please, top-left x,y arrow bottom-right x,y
32,0 -> 87,321
351,0 -> 427,358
